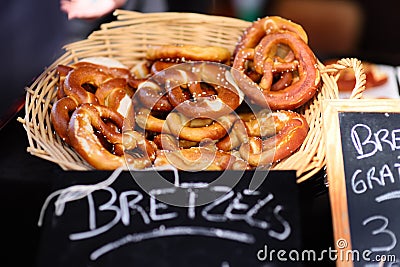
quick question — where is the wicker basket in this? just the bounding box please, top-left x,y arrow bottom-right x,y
19,10 -> 366,182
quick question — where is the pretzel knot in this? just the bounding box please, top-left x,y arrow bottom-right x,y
57,59 -> 134,102
233,31 -> 320,110
135,108 -> 237,143
94,77 -> 135,129
146,44 -> 232,63
234,16 -> 308,54
137,62 -> 244,118
51,58 -> 136,145
154,146 -> 249,171
236,110 -> 309,167
68,104 -> 156,170
232,15 -> 320,110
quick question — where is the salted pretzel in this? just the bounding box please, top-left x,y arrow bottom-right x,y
154,146 -> 249,171
150,61 -> 178,74
135,80 -> 175,112
237,110 -> 309,166
166,63 -> 243,118
56,64 -> 74,99
233,31 -> 320,110
52,57 -> 139,140
134,63 -> 200,113
130,61 -> 151,79
68,103 -> 156,170
234,16 -> 308,55
75,57 -> 133,82
57,57 -> 134,98
146,44 -> 231,63
50,96 -> 79,143
94,77 -> 136,129
135,108 -> 236,142
153,134 -> 198,151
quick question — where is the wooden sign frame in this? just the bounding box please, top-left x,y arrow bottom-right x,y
322,99 -> 400,267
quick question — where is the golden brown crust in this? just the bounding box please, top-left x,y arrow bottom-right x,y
233,31 -> 320,110
146,44 -> 231,63
234,16 -> 308,55
237,110 -> 309,166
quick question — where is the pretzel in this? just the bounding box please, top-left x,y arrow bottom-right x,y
150,61 -> 178,74
154,146 -> 249,171
216,109 -> 278,151
68,103 -> 156,170
57,57 -> 135,101
271,71 -> 294,91
63,66 -> 108,104
135,108 -> 236,142
50,96 -> 78,143
153,134 -> 198,151
234,16 -> 308,55
94,77 -> 135,129
146,44 -> 231,63
216,119 -> 249,152
75,57 -> 133,81
233,31 -> 320,110
56,64 -> 74,99
238,110 -> 308,166
165,63 -> 243,118
135,80 -> 174,112
130,61 -> 151,79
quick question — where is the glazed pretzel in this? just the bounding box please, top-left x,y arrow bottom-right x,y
153,134 -> 198,151
50,96 -> 78,143
233,31 -> 320,110
238,110 -> 309,166
234,16 -> 308,55
154,146 -> 249,171
146,44 -> 231,63
166,63 -> 243,118
135,108 -> 237,142
135,79 -> 174,112
150,61 -> 177,74
68,104 -> 156,170
94,77 -> 136,129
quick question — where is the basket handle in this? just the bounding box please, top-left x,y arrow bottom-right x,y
322,58 -> 366,99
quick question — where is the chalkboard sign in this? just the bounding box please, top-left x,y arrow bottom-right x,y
36,170 -> 302,267
323,99 -> 400,267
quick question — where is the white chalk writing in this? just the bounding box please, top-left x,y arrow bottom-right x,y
351,124 -> 400,160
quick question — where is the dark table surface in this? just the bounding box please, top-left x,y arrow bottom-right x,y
0,110 -> 334,267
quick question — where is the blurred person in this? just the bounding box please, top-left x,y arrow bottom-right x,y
60,0 -> 167,20
60,0 -> 212,20
60,0 -> 128,20
59,0 -> 213,50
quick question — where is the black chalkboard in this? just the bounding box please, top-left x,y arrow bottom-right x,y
339,111 -> 400,266
36,170 -> 302,267
324,99 -> 400,267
